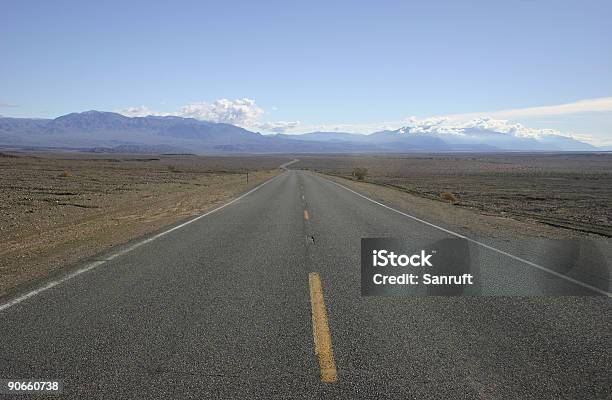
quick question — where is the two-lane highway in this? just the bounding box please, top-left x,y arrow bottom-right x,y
0,170 -> 610,399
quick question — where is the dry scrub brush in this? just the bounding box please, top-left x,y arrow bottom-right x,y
440,191 -> 458,202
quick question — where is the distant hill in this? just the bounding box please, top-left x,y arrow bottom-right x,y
0,111 -> 600,153
0,111 -> 336,153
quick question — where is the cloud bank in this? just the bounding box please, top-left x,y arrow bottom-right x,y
289,98 -> 611,145
445,97 -> 612,120
177,99 -> 263,125
400,116 -> 568,139
118,99 -> 299,133
118,97 -> 609,145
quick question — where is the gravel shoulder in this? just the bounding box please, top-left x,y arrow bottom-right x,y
320,173 -> 601,241
296,153 -> 612,238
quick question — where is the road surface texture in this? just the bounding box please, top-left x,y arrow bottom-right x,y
1,170 -> 610,399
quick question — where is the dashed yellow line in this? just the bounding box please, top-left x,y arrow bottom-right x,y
308,272 -> 338,383
304,209 -> 310,220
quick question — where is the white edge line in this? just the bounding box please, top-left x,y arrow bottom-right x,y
279,159 -> 300,170
324,176 -> 611,298
0,173 -> 284,312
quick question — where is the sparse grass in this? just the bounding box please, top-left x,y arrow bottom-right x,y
440,191 -> 458,202
167,164 -> 181,173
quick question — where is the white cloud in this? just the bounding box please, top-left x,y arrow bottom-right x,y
118,105 -> 156,117
177,98 -> 263,125
254,120 -> 301,133
402,116 -> 568,139
116,97 -> 610,144
117,98 -> 301,133
445,97 -> 612,120
286,116 -> 600,144
282,98 -> 612,145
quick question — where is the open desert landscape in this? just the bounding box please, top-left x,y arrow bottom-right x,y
3,151 -> 611,297
0,152 -> 287,296
295,153 -> 612,238
2,2 -> 610,398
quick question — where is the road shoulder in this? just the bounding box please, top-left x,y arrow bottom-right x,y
318,173 -> 597,241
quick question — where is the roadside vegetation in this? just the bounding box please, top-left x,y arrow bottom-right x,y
352,167 -> 368,181
296,153 -> 612,237
440,191 -> 458,202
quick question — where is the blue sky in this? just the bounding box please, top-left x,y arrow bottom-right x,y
1,0 -> 611,144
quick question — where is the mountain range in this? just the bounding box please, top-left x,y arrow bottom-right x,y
0,110 -> 600,153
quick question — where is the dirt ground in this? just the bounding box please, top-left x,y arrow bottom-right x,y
0,153 -> 287,297
2,152 -> 611,298
295,153 -> 612,238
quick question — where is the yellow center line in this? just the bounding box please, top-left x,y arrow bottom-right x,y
308,272 -> 338,383
304,209 -> 310,220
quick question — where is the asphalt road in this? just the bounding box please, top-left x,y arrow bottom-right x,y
0,170 -> 610,399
